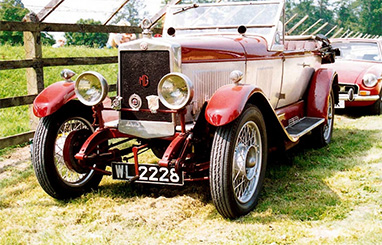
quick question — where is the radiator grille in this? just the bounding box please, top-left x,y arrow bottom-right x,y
119,51 -> 172,121
339,84 -> 359,95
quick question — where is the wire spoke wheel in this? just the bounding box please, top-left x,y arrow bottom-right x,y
210,105 -> 267,219
54,117 -> 94,185
232,121 -> 262,203
32,103 -> 104,199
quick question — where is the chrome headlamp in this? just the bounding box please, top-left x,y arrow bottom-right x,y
74,71 -> 108,106
362,73 -> 378,88
158,73 -> 194,110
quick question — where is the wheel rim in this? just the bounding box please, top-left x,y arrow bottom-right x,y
54,117 -> 95,186
323,94 -> 333,140
232,121 -> 262,204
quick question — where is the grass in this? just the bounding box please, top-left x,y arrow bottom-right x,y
0,44 -> 118,138
1,113 -> 382,244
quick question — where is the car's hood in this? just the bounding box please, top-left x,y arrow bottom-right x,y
325,60 -> 380,84
119,35 -> 278,64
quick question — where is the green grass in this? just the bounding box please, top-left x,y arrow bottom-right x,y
1,114 -> 382,244
0,44 -> 118,138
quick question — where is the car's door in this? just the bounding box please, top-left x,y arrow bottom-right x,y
277,43 -> 321,108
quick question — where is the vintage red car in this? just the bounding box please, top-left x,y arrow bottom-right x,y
325,38 -> 382,114
31,1 -> 338,219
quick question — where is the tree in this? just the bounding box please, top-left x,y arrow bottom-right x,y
64,19 -> 108,48
285,0 -> 335,35
0,0 -> 28,45
334,0 -> 360,34
357,0 -> 382,35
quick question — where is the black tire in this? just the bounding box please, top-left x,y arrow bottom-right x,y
32,104 -> 104,199
312,90 -> 334,147
369,90 -> 382,115
210,105 -> 268,219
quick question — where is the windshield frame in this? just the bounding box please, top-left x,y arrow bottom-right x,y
163,1 -> 284,48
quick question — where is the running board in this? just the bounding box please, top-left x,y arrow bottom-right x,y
286,117 -> 325,139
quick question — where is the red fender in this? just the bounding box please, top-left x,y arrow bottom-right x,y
33,81 -> 76,118
306,68 -> 338,119
205,84 -> 261,126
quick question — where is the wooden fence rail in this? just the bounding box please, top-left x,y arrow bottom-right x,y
0,20 -> 144,148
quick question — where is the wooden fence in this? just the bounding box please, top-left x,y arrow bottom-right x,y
0,20 -> 156,148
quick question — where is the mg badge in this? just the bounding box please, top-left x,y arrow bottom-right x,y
139,75 -> 149,87
140,41 -> 148,50
128,94 -> 142,111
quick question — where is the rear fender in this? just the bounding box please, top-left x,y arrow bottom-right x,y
33,81 -> 76,118
205,84 -> 262,126
306,68 -> 338,119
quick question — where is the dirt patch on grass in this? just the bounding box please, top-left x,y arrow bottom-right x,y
0,146 -> 31,180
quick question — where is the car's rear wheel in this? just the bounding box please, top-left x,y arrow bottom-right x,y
210,105 -> 267,219
32,104 -> 104,199
312,90 -> 334,147
369,90 -> 382,115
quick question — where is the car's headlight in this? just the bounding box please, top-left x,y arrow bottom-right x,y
158,73 -> 194,110
75,71 -> 108,106
362,73 -> 378,88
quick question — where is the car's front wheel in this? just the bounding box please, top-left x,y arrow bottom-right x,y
210,105 -> 267,219
32,104 -> 104,199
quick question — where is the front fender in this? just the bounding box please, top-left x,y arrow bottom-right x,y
306,68 -> 338,119
33,81 -> 76,118
205,84 -> 261,126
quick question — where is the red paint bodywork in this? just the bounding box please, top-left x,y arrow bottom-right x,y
324,38 -> 382,107
306,68 -> 337,119
205,84 -> 261,126
275,101 -> 305,127
327,60 -> 382,107
180,36 -> 246,63
180,35 -> 282,63
33,81 -> 76,118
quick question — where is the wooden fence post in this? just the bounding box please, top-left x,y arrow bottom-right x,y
23,13 -> 44,130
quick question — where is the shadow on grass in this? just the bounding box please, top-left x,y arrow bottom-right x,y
73,124 -> 379,223
98,179 -> 211,204
246,125 -> 380,223
335,107 -> 377,118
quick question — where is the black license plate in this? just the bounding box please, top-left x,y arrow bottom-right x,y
111,163 -> 184,186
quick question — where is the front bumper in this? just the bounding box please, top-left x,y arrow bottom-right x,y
339,94 -> 380,102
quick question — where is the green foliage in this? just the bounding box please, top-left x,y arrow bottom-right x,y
286,0 -> 382,37
0,0 -> 29,45
357,0 -> 382,35
0,44 -> 117,138
286,0 -> 334,35
64,19 -> 108,48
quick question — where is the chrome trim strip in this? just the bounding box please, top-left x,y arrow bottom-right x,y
339,94 -> 380,102
118,120 -> 175,139
104,120 -> 118,128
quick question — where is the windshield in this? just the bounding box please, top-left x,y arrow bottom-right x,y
332,42 -> 381,62
164,1 -> 283,44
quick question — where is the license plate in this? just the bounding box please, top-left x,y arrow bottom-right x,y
111,163 -> 184,186
335,100 -> 345,109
